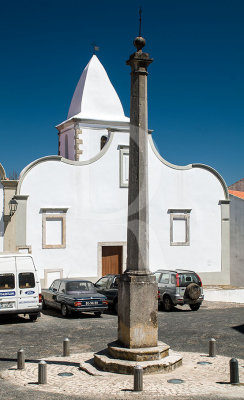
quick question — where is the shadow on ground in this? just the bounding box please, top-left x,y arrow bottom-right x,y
0,315 -> 33,325
232,324 -> 244,334
41,308 -> 116,319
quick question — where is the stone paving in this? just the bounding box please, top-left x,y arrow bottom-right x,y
1,350 -> 243,399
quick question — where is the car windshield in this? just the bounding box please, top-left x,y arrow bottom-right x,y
66,281 -> 96,293
179,273 -> 200,287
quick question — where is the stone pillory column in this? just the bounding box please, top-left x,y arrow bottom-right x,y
93,32 -> 182,374
118,35 -> 158,348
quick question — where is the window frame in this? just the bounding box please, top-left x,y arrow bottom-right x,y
168,209 -> 191,246
42,212 -> 66,249
119,147 -> 129,188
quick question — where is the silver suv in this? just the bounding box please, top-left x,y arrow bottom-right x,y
154,269 -> 204,311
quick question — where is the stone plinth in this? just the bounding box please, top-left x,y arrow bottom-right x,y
108,340 -> 169,361
118,273 -> 158,348
94,345 -> 182,375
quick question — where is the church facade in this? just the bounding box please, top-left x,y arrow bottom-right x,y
0,55 -> 230,288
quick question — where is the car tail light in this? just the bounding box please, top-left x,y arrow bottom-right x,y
176,273 -> 180,287
196,273 -> 202,287
157,290 -> 160,299
74,301 -> 82,307
39,294 -> 42,303
102,300 -> 108,305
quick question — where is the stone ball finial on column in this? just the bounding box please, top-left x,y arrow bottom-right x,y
133,36 -> 146,52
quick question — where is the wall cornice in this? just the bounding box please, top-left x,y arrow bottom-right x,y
56,117 -> 130,132
148,134 -> 192,170
1,180 -> 18,188
0,163 -> 6,180
192,164 -> 229,200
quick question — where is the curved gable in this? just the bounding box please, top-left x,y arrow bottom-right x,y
17,131 -> 115,195
149,134 -> 229,200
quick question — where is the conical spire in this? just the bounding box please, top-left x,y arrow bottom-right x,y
67,55 -> 129,123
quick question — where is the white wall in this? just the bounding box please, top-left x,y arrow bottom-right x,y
0,182 -> 4,252
21,130 -> 130,280
78,126 -> 109,161
148,143 -> 223,273
204,288 -> 244,303
19,131 -> 226,282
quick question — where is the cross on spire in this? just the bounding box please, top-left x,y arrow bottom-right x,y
139,7 -> 142,37
92,42 -> 100,55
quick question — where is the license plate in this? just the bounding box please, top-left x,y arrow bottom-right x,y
0,302 -> 14,309
85,301 -> 99,306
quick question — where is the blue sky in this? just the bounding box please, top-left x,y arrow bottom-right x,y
0,0 -> 243,186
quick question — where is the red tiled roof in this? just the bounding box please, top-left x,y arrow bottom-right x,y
229,178 -> 244,191
229,190 -> 244,200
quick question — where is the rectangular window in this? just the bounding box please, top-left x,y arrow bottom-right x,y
173,216 -> 187,243
17,246 -> 32,254
119,147 -> 129,187
46,217 -> 63,245
168,209 -> 191,246
0,274 -> 15,289
19,272 -> 35,289
42,213 -> 66,249
178,272 -> 201,287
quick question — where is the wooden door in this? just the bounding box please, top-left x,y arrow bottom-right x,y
102,246 -> 123,275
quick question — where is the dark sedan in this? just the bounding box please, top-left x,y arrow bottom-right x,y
42,279 -> 108,317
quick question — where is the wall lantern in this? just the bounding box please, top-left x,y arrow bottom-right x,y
9,198 -> 18,217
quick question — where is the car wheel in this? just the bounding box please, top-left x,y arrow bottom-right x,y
189,303 -> 201,311
94,311 -> 102,317
61,304 -> 70,317
29,314 -> 38,322
163,296 -> 172,312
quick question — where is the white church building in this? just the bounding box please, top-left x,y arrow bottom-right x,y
0,54 -> 230,288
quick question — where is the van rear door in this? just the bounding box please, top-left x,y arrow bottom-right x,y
16,256 -> 39,311
0,257 -> 17,312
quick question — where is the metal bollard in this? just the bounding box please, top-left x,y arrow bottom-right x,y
38,360 -> 47,384
134,365 -> 143,391
63,338 -> 70,357
209,338 -> 216,357
17,348 -> 25,370
230,358 -> 239,384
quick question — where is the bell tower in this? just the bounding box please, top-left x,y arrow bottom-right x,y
56,55 -> 129,162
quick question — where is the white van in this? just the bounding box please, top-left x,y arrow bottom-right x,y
0,254 -> 42,321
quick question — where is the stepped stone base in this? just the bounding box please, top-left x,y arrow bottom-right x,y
93,341 -> 182,375
108,340 -> 170,361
